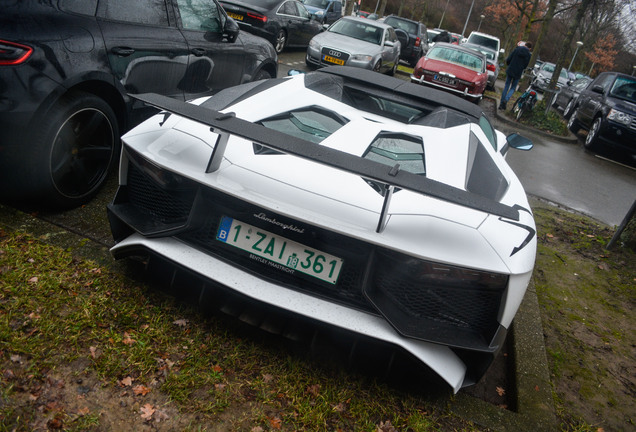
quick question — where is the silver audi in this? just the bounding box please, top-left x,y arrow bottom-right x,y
305,16 -> 401,75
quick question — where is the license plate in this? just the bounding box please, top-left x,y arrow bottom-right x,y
227,12 -> 243,20
216,216 -> 343,284
323,55 -> 345,65
433,74 -> 457,86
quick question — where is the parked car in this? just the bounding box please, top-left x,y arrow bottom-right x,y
567,72 -> 636,155
302,0 -> 342,24
531,62 -> 570,92
382,15 -> 428,67
305,17 -> 400,74
427,29 -> 441,45
107,66 -> 536,392
411,42 -> 488,103
461,42 -> 499,90
450,32 -> 462,44
220,0 -> 323,53
0,0 -> 278,209
464,31 -> 501,55
357,10 -> 372,18
550,76 -> 592,118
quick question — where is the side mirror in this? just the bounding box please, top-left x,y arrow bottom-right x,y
502,133 -> 533,155
224,17 -> 240,42
384,40 -> 395,47
591,85 -> 604,95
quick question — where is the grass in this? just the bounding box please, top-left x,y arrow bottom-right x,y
0,227 -> 481,431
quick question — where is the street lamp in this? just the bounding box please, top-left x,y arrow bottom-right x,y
477,14 -> 485,32
461,0 -> 475,37
438,0 -> 450,28
568,41 -> 583,72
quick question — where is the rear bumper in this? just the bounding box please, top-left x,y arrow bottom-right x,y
110,232 -> 470,392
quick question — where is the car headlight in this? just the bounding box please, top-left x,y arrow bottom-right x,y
351,54 -> 373,62
315,10 -> 324,16
607,108 -> 633,126
308,39 -> 320,50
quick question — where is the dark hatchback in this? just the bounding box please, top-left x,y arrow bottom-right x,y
568,72 -> 636,156
382,15 -> 428,67
0,0 -> 277,208
550,76 -> 592,119
220,0 -> 324,53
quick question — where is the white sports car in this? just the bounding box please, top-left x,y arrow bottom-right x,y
108,66 -> 536,393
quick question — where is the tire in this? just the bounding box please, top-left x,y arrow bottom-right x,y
252,68 -> 272,81
515,103 -> 526,121
274,29 -> 287,54
387,58 -> 398,76
550,92 -> 559,108
511,97 -> 523,118
563,98 -> 576,119
373,60 -> 381,72
27,91 -> 119,208
567,110 -> 581,134
584,117 -> 602,151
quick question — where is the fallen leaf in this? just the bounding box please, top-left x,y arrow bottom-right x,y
133,385 -> 151,396
89,346 -> 98,359
269,416 -> 282,429
332,403 -> 346,412
251,427 -> 264,432
154,409 -> 169,423
122,332 -> 136,345
10,355 -> 21,363
496,386 -> 506,396
376,420 -> 397,432
77,407 -> 90,416
28,276 -> 38,283
546,233 -> 554,238
89,268 -> 101,274
262,373 -> 274,383
119,377 -> 133,387
598,263 -> 610,271
306,383 -> 321,396
140,403 -> 155,421
534,385 -> 540,391
173,319 -> 188,327
212,364 -> 223,373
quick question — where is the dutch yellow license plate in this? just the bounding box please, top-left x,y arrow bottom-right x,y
323,55 -> 345,65
227,12 -> 243,20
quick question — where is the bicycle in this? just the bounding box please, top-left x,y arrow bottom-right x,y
511,85 -> 538,121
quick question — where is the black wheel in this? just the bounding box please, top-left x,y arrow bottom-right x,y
515,103 -> 526,120
567,110 -> 581,134
387,58 -> 398,76
274,29 -> 287,54
27,91 -> 119,208
252,68 -> 272,81
550,92 -> 559,108
373,60 -> 381,72
584,117 -> 602,151
563,98 -> 576,119
511,97 -> 523,118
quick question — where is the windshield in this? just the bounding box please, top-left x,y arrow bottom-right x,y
466,34 -> 498,51
304,0 -> 329,7
609,76 -> 636,103
329,19 -> 383,45
427,46 -> 484,72
384,17 -> 417,34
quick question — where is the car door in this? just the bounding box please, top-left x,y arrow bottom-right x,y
97,0 -> 189,102
578,74 -> 613,126
277,1 -> 304,46
172,0 -> 246,98
381,28 -> 399,69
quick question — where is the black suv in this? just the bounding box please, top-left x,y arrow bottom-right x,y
0,0 -> 278,208
567,72 -> 636,156
382,15 -> 428,67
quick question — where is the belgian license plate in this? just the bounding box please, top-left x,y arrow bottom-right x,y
434,74 -> 456,86
216,216 -> 343,284
323,55 -> 345,65
227,12 -> 243,20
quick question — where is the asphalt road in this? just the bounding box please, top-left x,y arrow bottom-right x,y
277,50 -> 636,227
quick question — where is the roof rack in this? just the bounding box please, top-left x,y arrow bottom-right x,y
131,92 -> 520,232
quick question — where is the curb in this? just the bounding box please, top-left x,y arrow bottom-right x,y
485,95 -> 580,145
0,201 -> 558,431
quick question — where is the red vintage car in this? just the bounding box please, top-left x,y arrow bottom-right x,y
410,42 -> 488,103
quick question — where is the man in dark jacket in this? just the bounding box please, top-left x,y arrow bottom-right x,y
432,30 -> 451,43
499,42 -> 532,110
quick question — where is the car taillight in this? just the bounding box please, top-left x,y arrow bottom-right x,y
529,90 -> 536,96
247,12 -> 267,22
486,63 -> 496,72
0,39 -> 33,65
414,37 -> 420,47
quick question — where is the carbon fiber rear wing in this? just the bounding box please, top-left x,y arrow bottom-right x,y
131,93 -> 520,230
